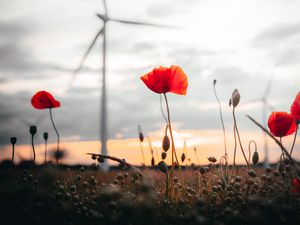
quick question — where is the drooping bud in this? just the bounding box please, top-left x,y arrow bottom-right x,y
158,161 -> 168,174
151,157 -> 155,166
43,132 -> 49,141
213,79 -> 217,85
10,137 -> 17,145
231,89 -> 240,107
137,124 -> 144,142
161,152 -> 167,160
181,153 -> 186,163
162,135 -> 170,152
252,151 -> 259,165
30,125 -> 37,135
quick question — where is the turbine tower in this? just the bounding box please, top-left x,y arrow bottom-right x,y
244,76 -> 274,167
72,0 -> 176,170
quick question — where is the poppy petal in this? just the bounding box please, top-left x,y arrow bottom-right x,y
140,65 -> 188,95
267,112 -> 296,137
291,92 -> 300,121
31,91 -> 61,109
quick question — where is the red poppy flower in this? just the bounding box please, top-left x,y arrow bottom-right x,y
291,92 -> 300,121
31,91 -> 60,109
267,112 -> 296,137
293,178 -> 300,193
140,65 -> 188,95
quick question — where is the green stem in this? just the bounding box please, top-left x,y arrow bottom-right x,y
32,135 -> 36,164
49,108 -> 60,165
290,124 -> 298,156
45,140 -> 47,165
11,144 -> 15,165
213,81 -> 227,155
233,108 -> 250,169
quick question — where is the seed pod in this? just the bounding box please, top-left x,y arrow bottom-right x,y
97,156 -> 104,163
162,135 -> 170,152
231,89 -> 240,107
252,151 -> 259,165
158,161 -> 168,174
139,133 -> 144,142
213,79 -> 217,85
151,157 -> 155,166
137,124 -> 144,142
30,125 -> 37,135
181,153 -> 186,163
207,156 -> 217,163
161,152 -> 167,160
10,137 -> 17,145
43,132 -> 49,141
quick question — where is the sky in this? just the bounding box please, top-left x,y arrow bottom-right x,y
0,0 -> 300,165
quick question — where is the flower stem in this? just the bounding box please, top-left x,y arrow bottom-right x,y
290,124 -> 298,156
32,135 -> 36,164
213,81 -> 227,155
163,93 -> 180,168
44,140 -> 47,165
233,108 -> 250,170
11,144 -> 15,165
49,108 -> 60,165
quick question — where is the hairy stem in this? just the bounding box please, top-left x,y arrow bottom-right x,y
11,144 -> 15,165
49,109 -> 60,165
32,135 -> 36,164
233,108 -> 250,169
290,124 -> 298,156
213,81 -> 227,155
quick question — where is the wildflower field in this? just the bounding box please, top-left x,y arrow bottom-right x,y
1,65 -> 300,225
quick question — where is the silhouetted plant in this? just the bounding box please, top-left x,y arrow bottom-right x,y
10,137 -> 17,165
31,91 -> 61,165
43,132 -> 49,165
30,125 -> 37,164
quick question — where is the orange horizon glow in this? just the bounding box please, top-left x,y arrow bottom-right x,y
0,129 -> 299,166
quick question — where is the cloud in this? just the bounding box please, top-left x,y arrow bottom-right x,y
251,21 -> 300,47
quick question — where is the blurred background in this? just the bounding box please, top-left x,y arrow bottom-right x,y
0,0 -> 300,165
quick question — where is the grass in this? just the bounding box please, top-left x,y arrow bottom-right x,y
0,162 -> 299,225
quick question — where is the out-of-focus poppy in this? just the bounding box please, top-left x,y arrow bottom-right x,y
140,65 -> 188,95
268,112 -> 296,137
293,178 -> 300,193
31,91 -> 60,109
291,92 -> 300,121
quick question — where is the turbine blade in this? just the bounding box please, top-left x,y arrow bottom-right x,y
103,0 -> 108,15
266,103 -> 275,111
35,113 -> 46,125
243,98 -> 262,104
111,18 -> 179,28
264,76 -> 273,97
74,28 -> 104,74
68,28 -> 103,92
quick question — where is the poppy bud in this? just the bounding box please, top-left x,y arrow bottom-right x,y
213,79 -> 217,85
30,125 -> 37,135
207,156 -> 217,163
181,153 -> 186,163
10,137 -> 17,145
158,161 -> 168,174
231,89 -> 240,107
97,156 -> 104,163
137,124 -> 144,142
161,152 -> 167,160
43,132 -> 49,141
252,151 -> 259,165
139,133 -> 144,142
151,157 -> 155,166
162,135 -> 170,152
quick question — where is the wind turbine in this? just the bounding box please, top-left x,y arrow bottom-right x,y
244,76 -> 274,167
72,0 -> 177,170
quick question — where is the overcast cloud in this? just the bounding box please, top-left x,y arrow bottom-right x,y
0,0 -> 300,149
